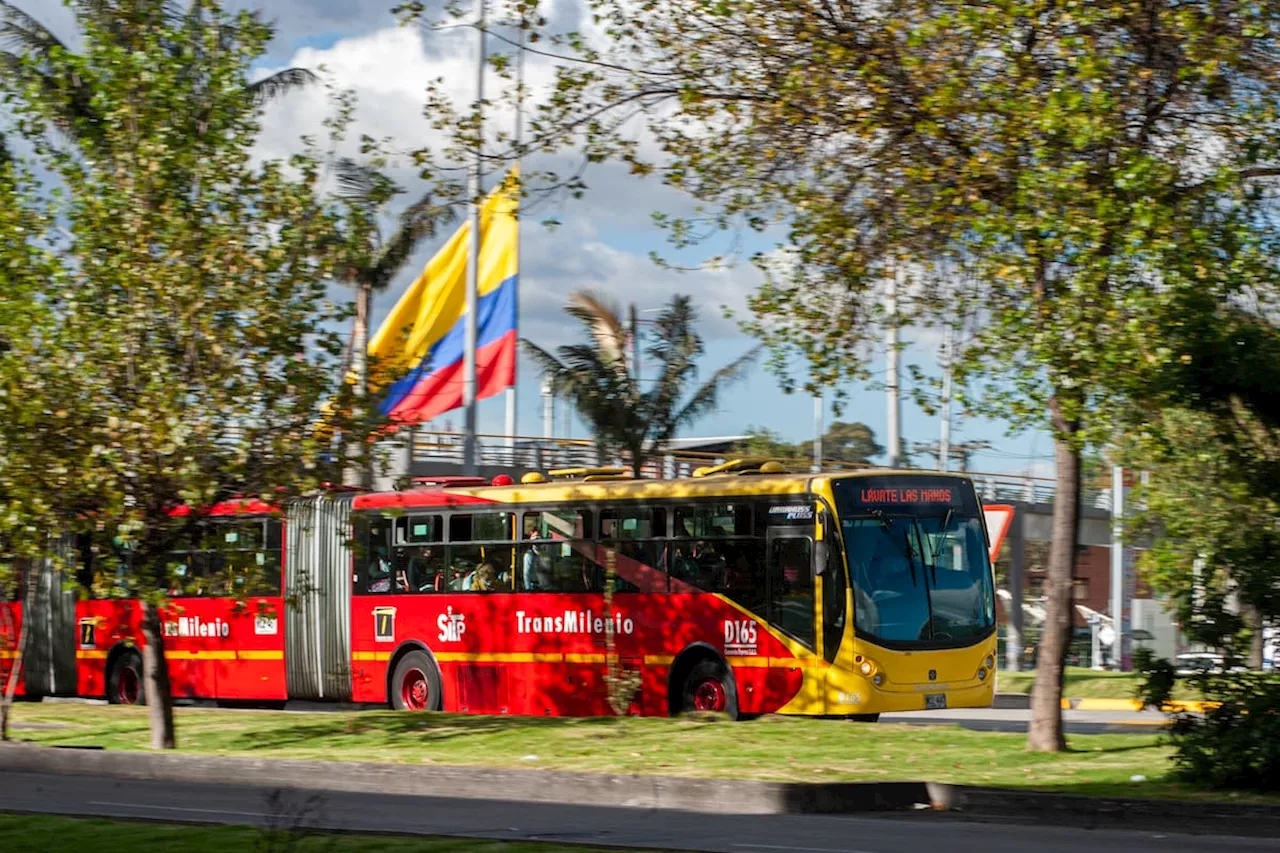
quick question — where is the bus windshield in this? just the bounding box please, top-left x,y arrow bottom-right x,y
831,477 -> 995,649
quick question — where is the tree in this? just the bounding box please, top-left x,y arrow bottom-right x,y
799,421 -> 881,467
402,0 -> 1280,752
0,0 -> 318,158
738,421 -> 883,466
331,158 -> 453,487
1131,409 -> 1279,669
1128,307 -> 1280,670
0,0 -> 368,749
736,426 -> 799,460
0,120 -> 60,743
524,291 -> 758,476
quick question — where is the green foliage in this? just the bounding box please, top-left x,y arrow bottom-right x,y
1128,403 -> 1280,664
0,1 -> 319,160
737,421 -> 883,466
399,0 -> 1280,752
1133,647 -> 1179,708
736,426 -> 797,460
801,421 -> 882,466
524,292 -> 758,475
1145,660 -> 1280,792
0,3 -> 373,601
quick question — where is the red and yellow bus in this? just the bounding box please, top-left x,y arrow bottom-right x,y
10,464 -> 1012,719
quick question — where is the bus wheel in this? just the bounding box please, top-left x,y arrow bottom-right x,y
391,650 -> 441,712
680,659 -> 738,720
849,713 -> 880,723
107,651 -> 145,706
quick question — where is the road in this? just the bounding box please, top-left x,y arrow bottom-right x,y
1,770 -> 1276,853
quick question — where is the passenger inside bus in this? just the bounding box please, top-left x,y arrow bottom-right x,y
367,546 -> 393,593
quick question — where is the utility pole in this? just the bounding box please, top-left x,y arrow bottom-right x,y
541,375 -> 554,439
812,394 -> 823,473
940,316 -> 954,473
1111,465 -> 1125,670
914,439 -> 989,472
630,304 -> 640,386
461,0 -> 486,476
504,12 -> 525,457
886,269 -> 901,468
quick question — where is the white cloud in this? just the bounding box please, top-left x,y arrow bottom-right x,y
251,20 -> 761,348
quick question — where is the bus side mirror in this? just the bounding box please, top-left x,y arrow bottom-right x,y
814,506 -> 832,576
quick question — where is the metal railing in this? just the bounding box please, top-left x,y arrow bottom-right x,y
407,431 -> 1114,511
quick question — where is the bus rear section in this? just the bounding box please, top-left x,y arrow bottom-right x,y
819,473 -> 999,716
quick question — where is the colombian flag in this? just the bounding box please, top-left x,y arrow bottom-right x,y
370,169 -> 519,423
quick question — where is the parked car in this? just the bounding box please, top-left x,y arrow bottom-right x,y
1174,652 -> 1249,676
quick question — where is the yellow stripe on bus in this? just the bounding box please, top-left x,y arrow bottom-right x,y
353,651 -> 392,662
75,650 -> 108,660
347,650 -> 820,670
236,650 -> 285,661
167,650 -> 237,661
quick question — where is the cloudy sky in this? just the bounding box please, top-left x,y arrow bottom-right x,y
13,0 -> 1053,478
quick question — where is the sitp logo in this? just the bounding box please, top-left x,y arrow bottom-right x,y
78,617 -> 97,649
373,606 -> 396,643
437,606 -> 466,643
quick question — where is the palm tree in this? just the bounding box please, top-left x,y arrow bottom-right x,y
0,0 -> 318,157
524,291 -> 760,476
332,158 -> 454,487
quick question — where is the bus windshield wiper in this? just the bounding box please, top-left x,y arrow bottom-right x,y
868,510 -> 917,586
930,508 -> 954,568
869,508 -> 893,533
901,529 -> 919,588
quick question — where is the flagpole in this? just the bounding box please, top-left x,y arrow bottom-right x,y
462,0 -> 486,475
504,10 -> 525,458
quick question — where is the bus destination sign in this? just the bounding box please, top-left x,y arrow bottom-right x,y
858,487 -> 955,505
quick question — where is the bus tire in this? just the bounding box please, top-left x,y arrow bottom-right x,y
849,713 -> 880,723
679,659 -> 739,720
390,650 -> 442,712
107,650 -> 145,706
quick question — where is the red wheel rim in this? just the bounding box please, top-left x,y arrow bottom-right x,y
118,665 -> 140,705
400,668 -> 429,710
691,677 -> 727,712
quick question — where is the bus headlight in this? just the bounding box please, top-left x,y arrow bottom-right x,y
977,667 -> 988,681
859,660 -> 876,677
984,654 -> 995,671
873,673 -> 884,687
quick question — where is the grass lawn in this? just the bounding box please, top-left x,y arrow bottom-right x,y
0,813 -> 638,853
996,667 -> 1201,700
2,700 -> 1218,801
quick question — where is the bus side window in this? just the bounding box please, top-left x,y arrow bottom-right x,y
768,537 -> 815,649
358,515 -> 395,594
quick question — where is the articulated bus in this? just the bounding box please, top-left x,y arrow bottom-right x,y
5,464 -> 1014,719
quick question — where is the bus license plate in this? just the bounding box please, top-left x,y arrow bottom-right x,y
925,693 -> 947,710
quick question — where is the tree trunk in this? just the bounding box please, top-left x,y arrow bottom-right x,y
0,598 -> 26,742
139,602 -> 176,749
1028,412 -> 1082,752
343,281 -> 372,489
1243,604 -> 1264,670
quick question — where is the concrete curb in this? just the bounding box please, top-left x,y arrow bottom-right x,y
3,743 -> 1278,837
0,743 -> 945,816
992,693 -> 1216,713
